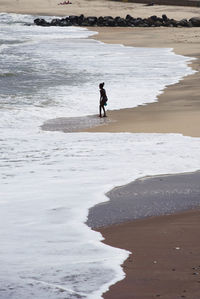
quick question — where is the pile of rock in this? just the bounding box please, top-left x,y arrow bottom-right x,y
34,14 -> 200,27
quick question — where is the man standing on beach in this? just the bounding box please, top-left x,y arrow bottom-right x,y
99,82 -> 107,117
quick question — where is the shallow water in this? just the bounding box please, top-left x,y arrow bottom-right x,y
0,13 -> 199,299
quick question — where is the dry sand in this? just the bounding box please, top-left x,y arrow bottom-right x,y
1,1 -> 200,298
1,0 -> 200,18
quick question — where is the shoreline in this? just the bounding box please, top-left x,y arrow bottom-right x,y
87,170 -> 200,298
85,26 -> 200,137
87,170 -> 200,228
1,1 -> 200,298
98,208 -> 200,299
42,26 -> 200,137
86,19 -> 200,299
2,1 -> 200,137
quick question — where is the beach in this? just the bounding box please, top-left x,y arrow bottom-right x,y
98,209 -> 200,299
91,21 -> 200,297
1,0 -> 200,18
87,26 -> 200,137
1,1 -> 200,298
88,172 -> 200,298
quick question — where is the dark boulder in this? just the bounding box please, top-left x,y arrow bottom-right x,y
155,20 -> 163,27
142,18 -> 150,27
157,17 -> 163,23
50,18 -> 61,26
97,16 -> 104,26
133,18 -> 143,26
140,23 -> 149,27
34,18 -> 41,25
178,18 -> 189,27
77,14 -> 85,25
68,15 -> 79,25
146,17 -> 155,26
81,20 -> 90,26
104,16 -> 114,20
126,17 -> 136,26
125,14 -> 133,21
33,14 -> 199,28
59,18 -> 71,26
169,19 -> 178,27
34,18 -> 50,26
162,14 -> 168,22
162,21 -> 169,27
104,17 -> 116,27
189,17 -> 200,26
115,17 -> 127,27
87,17 -> 98,26
126,15 -> 135,24
150,15 -> 158,22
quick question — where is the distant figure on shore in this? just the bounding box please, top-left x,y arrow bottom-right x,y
99,82 -> 108,118
58,1 -> 72,5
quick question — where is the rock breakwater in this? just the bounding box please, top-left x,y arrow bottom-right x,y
34,15 -> 200,27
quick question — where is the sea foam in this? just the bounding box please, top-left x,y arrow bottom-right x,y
0,13 -> 199,299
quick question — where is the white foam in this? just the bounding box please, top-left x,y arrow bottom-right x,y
0,13 -> 199,299
1,131 -> 200,299
0,13 -> 195,122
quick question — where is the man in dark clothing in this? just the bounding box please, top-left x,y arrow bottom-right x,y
99,82 -> 107,117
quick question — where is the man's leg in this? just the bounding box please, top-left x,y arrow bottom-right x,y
102,105 -> 106,117
99,105 -> 102,117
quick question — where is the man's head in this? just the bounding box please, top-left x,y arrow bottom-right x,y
99,82 -> 104,89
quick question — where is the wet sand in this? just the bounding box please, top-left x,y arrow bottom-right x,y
41,115 -> 111,132
1,1 -> 200,298
87,171 -> 200,298
87,171 -> 200,228
98,208 -> 200,299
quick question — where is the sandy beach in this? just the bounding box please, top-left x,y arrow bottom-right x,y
1,0 -> 200,19
87,26 -> 200,137
43,26 -> 200,136
99,209 -> 200,299
87,171 -> 200,298
1,1 -> 200,298
43,25 -> 200,137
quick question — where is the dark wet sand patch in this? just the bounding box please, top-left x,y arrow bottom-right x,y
87,171 -> 200,228
90,171 -> 200,299
41,115 -> 112,133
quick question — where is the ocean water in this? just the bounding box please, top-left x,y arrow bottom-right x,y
0,13 -> 200,299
